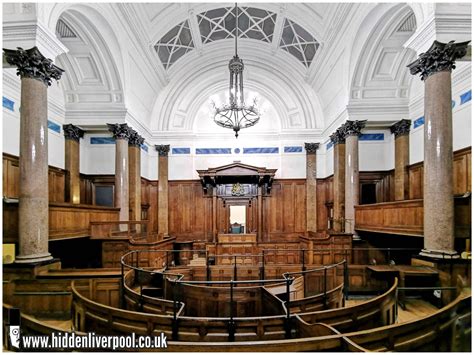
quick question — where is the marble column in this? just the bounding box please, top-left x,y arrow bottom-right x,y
408,40 -> 469,258
128,130 -> 144,227
108,123 -> 131,227
305,143 -> 320,233
3,47 -> 63,263
156,145 -> 170,238
63,124 -> 84,204
330,128 -> 346,232
257,186 -> 263,242
342,120 -> 366,236
212,187 -> 217,243
390,120 -> 411,201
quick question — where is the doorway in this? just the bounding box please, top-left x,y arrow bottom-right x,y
229,205 -> 246,233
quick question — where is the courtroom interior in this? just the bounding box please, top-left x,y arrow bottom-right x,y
2,2 -> 472,352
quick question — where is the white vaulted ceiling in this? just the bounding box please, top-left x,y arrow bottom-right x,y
24,2 -> 469,142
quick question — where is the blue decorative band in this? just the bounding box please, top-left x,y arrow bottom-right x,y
460,90 -> 471,105
326,141 -> 333,150
243,147 -> 279,154
172,147 -> 190,154
284,146 -> 303,153
413,116 -> 424,129
47,120 -> 61,134
359,133 -> 384,141
3,97 -> 14,111
196,148 -> 231,154
141,144 -> 148,152
91,137 -> 115,144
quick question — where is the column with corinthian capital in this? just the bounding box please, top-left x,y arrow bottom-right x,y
128,130 -> 144,228
108,123 -> 131,228
341,120 -> 366,236
3,47 -> 63,263
408,40 -> 469,258
390,119 -> 411,201
156,145 -> 170,238
305,143 -> 320,233
330,127 -> 346,232
63,124 -> 84,204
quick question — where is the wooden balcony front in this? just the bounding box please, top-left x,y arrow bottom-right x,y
355,199 -> 423,237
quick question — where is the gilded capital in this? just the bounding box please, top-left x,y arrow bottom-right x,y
3,46 -> 64,86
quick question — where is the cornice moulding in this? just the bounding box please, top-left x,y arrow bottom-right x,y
3,20 -> 68,60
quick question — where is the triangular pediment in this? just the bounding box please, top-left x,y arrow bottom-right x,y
197,162 -> 277,193
197,162 -> 276,177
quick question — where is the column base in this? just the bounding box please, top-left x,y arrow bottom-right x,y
418,249 -> 460,260
15,252 -> 53,264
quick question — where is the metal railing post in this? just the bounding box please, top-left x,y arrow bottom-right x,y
172,279 -> 179,341
284,273 -> 291,339
228,280 -> 235,341
120,261 -> 125,309
206,251 -> 210,282
323,267 -> 327,309
343,260 -> 348,307
302,249 -> 306,271
234,255 -> 237,281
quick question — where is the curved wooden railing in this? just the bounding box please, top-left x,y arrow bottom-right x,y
71,278 -> 397,342
345,292 -> 471,352
298,278 -> 398,332
122,269 -> 183,315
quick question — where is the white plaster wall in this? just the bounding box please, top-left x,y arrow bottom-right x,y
48,127 -> 64,169
81,134 -> 115,175
359,129 -> 394,171
140,147 -> 158,181
408,63 -> 471,165
324,143 -> 334,177
3,71 -> 66,169
453,103 -> 471,151
3,110 -> 20,156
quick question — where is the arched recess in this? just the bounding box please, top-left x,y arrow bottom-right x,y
149,40 -> 323,135
47,4 -> 126,123
349,3 -> 418,110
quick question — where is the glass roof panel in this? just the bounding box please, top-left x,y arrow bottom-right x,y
279,18 -> 319,68
155,20 -> 194,69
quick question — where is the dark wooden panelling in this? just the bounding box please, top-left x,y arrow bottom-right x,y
453,147 -> 471,196
169,181 -> 211,241
264,180 -> 306,241
355,199 -> 423,236
4,202 -> 120,243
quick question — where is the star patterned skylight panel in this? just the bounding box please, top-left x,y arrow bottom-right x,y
197,7 -> 276,44
155,20 -> 194,70
279,18 -> 319,68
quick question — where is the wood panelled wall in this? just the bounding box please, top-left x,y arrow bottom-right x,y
3,147 -> 471,241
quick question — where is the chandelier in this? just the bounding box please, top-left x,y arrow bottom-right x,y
212,3 -> 261,138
